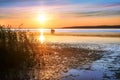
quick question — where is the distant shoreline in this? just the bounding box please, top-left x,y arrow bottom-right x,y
62,25 -> 120,29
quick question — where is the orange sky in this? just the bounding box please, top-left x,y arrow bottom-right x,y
0,0 -> 120,28
0,15 -> 120,29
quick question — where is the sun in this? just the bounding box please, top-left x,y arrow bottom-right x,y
38,14 -> 47,23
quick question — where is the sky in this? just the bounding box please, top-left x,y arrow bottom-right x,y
0,0 -> 120,28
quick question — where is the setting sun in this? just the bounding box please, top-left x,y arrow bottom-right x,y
38,14 -> 47,23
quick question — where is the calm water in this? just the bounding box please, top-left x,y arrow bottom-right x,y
51,29 -> 120,33
44,35 -> 120,44
35,29 -> 120,44
18,28 -> 120,33
27,29 -> 120,33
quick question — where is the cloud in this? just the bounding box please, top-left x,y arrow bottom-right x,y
0,0 -> 57,2
0,1 -> 120,19
70,10 -> 120,17
0,0 -> 67,7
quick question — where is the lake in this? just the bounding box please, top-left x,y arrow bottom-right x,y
0,28 -> 120,80
34,29 -> 120,44
36,29 -> 120,80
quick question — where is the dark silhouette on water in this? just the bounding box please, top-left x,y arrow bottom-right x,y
51,29 -> 55,34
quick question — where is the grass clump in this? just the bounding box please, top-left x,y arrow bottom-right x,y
0,25 -> 39,79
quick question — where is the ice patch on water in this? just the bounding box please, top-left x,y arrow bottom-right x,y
62,43 -> 120,80
62,69 -> 103,80
69,43 -> 120,51
90,51 -> 120,80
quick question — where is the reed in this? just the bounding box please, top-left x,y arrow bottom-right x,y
0,25 -> 40,79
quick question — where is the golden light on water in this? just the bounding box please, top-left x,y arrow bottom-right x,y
39,29 -> 45,43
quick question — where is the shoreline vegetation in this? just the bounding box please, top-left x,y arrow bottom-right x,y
0,26 -> 105,80
0,26 -> 38,79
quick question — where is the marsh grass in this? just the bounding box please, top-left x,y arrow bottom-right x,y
0,25 -> 41,79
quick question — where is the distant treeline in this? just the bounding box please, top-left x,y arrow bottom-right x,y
63,25 -> 120,29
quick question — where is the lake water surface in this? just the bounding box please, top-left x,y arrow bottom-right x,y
41,29 -> 120,80
35,29 -> 120,44
33,29 -> 120,80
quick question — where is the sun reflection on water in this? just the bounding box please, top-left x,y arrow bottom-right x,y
39,29 -> 45,43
